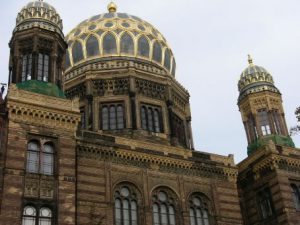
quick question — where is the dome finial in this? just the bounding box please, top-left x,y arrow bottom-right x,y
248,54 -> 254,65
108,1 -> 117,13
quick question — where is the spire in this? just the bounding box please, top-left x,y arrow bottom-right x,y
107,1 -> 117,13
248,54 -> 254,66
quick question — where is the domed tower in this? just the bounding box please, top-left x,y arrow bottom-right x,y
64,2 -> 193,149
9,0 -> 67,88
238,55 -> 294,155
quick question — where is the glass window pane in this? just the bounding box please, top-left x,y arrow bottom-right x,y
27,54 -> 32,80
138,36 -> 149,58
41,153 -> 53,175
154,109 -> 160,133
72,41 -> 84,63
131,201 -> 137,223
109,106 -> 116,129
171,58 -> 176,76
153,203 -> 159,225
102,106 -> 109,130
147,108 -> 153,132
196,209 -> 203,225
37,53 -> 43,81
169,206 -> 176,225
86,35 -> 100,57
39,218 -> 51,225
65,51 -> 71,68
117,105 -> 124,129
164,49 -> 171,70
123,199 -> 130,225
160,204 -> 167,225
27,151 -> 39,173
43,144 -> 53,153
121,33 -> 134,54
28,142 -> 39,151
190,208 -> 196,225
141,107 -> 147,130
22,217 -> 36,225
103,33 -> 117,55
115,199 -> 122,222
152,42 -> 162,63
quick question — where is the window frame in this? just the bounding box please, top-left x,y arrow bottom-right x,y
26,140 -> 55,176
22,205 -> 53,225
100,102 -> 125,131
290,183 -> 300,211
114,184 -> 141,225
140,104 -> 163,133
188,193 -> 212,225
151,188 -> 179,225
256,187 -> 276,221
37,52 -> 50,82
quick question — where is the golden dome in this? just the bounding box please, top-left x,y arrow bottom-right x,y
238,56 -> 279,101
14,1 -> 63,37
65,6 -> 176,76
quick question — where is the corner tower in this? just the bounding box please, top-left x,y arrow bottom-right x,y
237,55 -> 294,155
8,0 -> 67,88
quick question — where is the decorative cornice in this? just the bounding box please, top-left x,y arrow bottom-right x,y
6,84 -> 80,131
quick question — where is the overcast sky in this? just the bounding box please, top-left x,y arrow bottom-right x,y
1,0 -> 299,163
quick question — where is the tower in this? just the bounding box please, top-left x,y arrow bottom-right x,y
8,0 -> 66,88
0,1 -> 80,224
237,57 -> 300,225
237,55 -> 294,155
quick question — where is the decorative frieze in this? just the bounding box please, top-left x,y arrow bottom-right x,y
93,78 -> 129,96
135,78 -> 166,100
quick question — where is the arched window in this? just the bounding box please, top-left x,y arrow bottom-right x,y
137,36 -> 150,58
189,194 -> 211,225
65,51 -> 71,69
152,188 -> 178,225
172,114 -> 186,147
37,53 -> 50,82
291,184 -> 300,210
140,104 -> 163,133
152,41 -> 162,63
121,33 -> 134,54
257,188 -> 274,220
26,141 -> 54,175
257,109 -> 271,136
164,49 -> 171,70
22,206 -> 36,225
21,53 -> 33,82
114,185 -> 140,225
171,58 -> 176,76
22,206 -> 52,225
101,103 -> 125,130
272,110 -> 283,135
72,41 -> 84,63
27,141 -> 39,173
247,114 -> 257,142
103,33 -> 117,55
41,143 -> 54,175
86,35 -> 100,57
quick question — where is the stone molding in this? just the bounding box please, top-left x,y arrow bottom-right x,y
7,84 -> 80,131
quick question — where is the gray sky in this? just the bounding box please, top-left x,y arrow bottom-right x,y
1,0 -> 299,163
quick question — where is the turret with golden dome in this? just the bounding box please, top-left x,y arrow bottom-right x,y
14,0 -> 63,38
238,55 -> 279,103
237,56 -> 294,155
8,0 -> 67,89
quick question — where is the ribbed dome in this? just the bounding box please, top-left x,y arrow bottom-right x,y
14,0 -> 63,37
238,56 -> 279,101
65,3 -> 176,76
